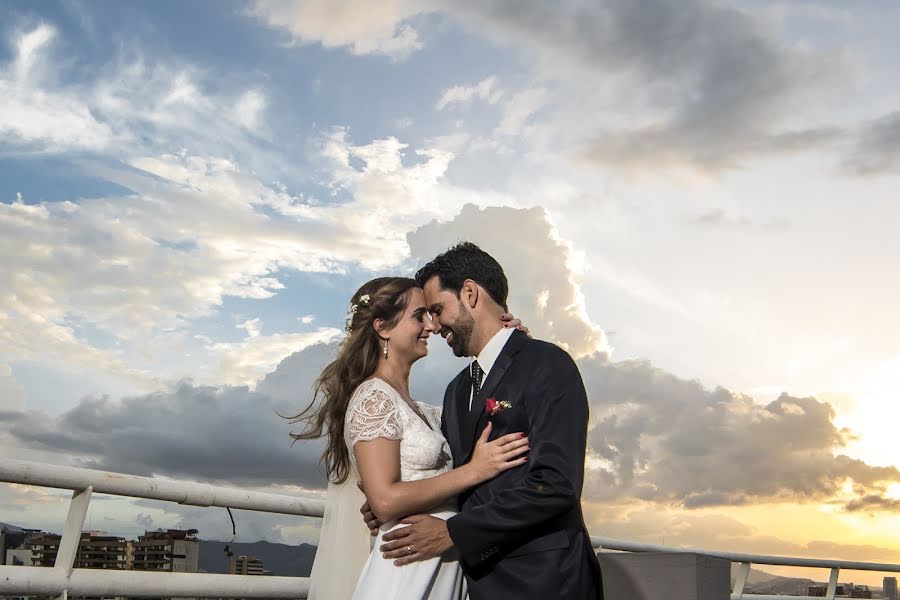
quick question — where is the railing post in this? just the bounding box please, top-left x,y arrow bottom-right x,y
53,486 -> 93,600
826,566 -> 840,599
731,561 -> 751,599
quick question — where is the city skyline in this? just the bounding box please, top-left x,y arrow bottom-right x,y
2,0 -> 900,587
1,521 -> 303,582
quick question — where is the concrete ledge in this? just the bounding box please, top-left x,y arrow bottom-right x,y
598,551 -> 731,600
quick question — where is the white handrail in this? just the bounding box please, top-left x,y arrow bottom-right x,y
0,458 -> 324,516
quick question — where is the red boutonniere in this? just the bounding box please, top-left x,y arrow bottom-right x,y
485,397 -> 512,416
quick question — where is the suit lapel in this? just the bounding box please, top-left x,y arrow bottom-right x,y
461,330 -> 529,461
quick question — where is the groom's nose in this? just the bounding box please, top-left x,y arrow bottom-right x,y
428,313 -> 442,333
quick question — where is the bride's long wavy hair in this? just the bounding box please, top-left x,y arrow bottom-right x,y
287,277 -> 420,484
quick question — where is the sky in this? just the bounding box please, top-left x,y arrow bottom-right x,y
2,0 -> 900,585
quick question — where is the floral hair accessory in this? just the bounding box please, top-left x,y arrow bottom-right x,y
344,294 -> 372,332
486,397 -> 512,416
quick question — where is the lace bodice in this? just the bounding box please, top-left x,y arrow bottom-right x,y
345,378 -> 453,484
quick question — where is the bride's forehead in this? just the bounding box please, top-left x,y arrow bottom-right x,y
407,287 -> 426,305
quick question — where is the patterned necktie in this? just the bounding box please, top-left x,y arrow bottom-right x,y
471,360 -> 484,398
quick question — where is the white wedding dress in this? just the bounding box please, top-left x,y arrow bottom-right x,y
310,377 -> 466,600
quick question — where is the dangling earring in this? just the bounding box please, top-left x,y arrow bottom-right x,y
383,339 -> 389,359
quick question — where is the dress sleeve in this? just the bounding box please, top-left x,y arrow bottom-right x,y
346,385 -> 402,447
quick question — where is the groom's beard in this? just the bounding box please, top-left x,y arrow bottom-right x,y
447,305 -> 475,358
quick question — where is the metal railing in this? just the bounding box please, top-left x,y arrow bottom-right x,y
2,458 -> 900,599
0,459 -> 322,598
591,536 -> 900,600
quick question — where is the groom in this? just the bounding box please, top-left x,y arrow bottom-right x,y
373,242 -> 603,599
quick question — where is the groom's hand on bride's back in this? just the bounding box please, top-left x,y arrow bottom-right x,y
358,481 -> 382,536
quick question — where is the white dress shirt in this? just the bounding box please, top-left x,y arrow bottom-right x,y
469,326 -> 515,409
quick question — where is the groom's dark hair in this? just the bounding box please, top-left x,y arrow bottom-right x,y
415,242 -> 509,310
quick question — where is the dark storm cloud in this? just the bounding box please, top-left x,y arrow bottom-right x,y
451,0 -> 842,171
4,344 -> 337,488
581,355 -> 900,509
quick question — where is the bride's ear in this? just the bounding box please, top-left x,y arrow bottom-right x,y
372,318 -> 389,339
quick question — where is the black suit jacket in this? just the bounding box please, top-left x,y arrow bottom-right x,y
442,330 -> 603,599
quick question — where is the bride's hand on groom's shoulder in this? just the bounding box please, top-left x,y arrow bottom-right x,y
500,312 -> 531,337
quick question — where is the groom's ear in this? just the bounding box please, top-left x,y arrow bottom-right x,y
461,279 -> 479,309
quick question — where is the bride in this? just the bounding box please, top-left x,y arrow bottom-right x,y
288,277 -> 529,599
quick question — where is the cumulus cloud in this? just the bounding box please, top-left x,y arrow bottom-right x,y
318,129 -> 456,265
0,23 -> 270,155
0,162 -> 289,381
0,198 -> 162,385
0,129 -> 460,386
0,23 -> 113,151
409,204 -> 608,358
247,0 -> 428,60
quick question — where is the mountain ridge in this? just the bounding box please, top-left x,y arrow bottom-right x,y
198,540 -> 317,576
